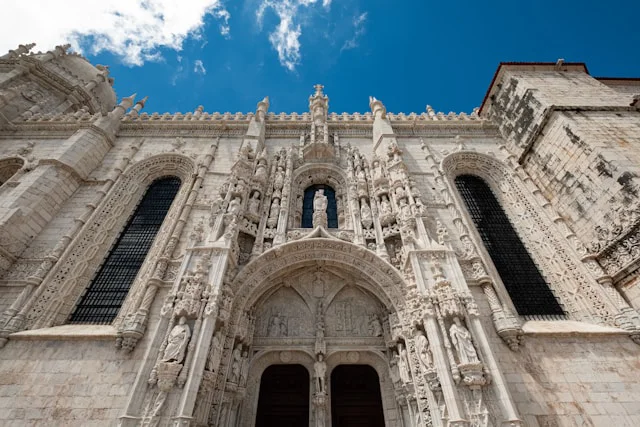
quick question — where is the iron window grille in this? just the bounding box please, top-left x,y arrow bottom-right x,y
68,177 -> 181,324
455,174 -> 564,316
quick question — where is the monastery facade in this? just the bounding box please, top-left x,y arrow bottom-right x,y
1,43 -> 640,426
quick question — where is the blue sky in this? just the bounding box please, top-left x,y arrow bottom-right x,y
3,0 -> 640,114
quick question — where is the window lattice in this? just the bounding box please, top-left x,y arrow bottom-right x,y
455,174 -> 564,316
69,177 -> 181,324
301,184 -> 338,228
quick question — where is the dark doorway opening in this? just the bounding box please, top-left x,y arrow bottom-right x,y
256,364 -> 310,427
331,365 -> 385,427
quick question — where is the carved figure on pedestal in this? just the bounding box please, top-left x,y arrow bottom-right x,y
449,317 -> 479,365
313,189 -> 328,228
248,191 -> 261,216
398,344 -> 411,384
161,317 -> 190,364
227,196 -> 242,216
389,352 -> 401,386
415,332 -> 433,370
314,354 -> 327,393
230,344 -> 242,383
399,198 -> 411,221
360,198 -> 373,229
240,350 -> 250,384
274,166 -> 285,191
254,159 -> 268,183
267,198 -> 280,228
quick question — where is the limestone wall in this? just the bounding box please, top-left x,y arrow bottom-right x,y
472,287 -> 640,427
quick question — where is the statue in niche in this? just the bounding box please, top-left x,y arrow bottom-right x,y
389,352 -> 401,386
210,194 -> 224,218
369,314 -> 383,337
234,179 -> 247,195
274,166 -> 285,191
449,317 -> 480,365
398,344 -> 411,384
240,350 -> 250,384
356,164 -> 367,184
254,159 -> 268,183
372,159 -> 383,182
314,354 -> 327,393
395,185 -> 406,200
399,198 -> 411,221
360,198 -> 373,229
227,196 -> 242,215
267,198 -> 280,228
380,195 -> 392,216
230,344 -> 242,383
313,189 -> 328,228
415,332 -> 433,369
248,191 -> 261,216
161,317 -> 191,364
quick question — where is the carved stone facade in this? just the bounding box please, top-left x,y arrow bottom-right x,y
1,47 -> 640,426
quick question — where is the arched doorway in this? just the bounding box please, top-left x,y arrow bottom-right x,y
256,364 -> 310,427
331,365 -> 385,427
226,238 -> 407,427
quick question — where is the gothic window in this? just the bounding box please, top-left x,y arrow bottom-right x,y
301,184 -> 338,228
454,174 -> 564,316
69,177 -> 181,324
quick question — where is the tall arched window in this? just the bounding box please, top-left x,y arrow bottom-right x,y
69,176 -> 181,324
301,184 -> 338,228
455,174 -> 564,316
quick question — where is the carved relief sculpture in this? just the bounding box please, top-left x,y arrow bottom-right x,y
161,316 -> 191,364
313,189 -> 328,228
449,317 -> 479,365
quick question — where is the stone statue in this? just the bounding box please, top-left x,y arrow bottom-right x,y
267,198 -> 280,228
314,354 -> 327,393
415,332 -> 433,369
227,196 -> 241,215
380,195 -> 392,216
312,189 -> 328,228
449,317 -> 480,365
248,191 -> 261,216
274,166 -> 285,190
230,344 -> 242,383
360,198 -> 373,229
399,198 -> 411,221
398,344 -> 411,384
369,314 -> 383,337
254,159 -> 268,182
161,317 -> 190,364
389,353 -> 401,385
240,350 -> 250,384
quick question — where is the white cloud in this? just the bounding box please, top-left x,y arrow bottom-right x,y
341,12 -> 367,52
0,0 -> 231,66
256,0 -> 330,71
194,59 -> 207,74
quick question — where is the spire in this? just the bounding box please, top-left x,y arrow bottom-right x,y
256,96 -> 269,121
1,42 -> 35,59
369,96 -> 386,119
